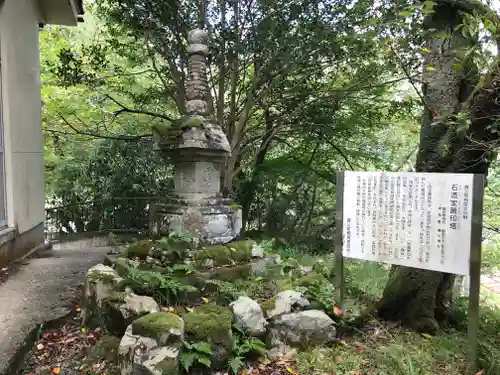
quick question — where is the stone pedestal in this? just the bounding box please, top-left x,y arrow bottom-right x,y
150,197 -> 242,245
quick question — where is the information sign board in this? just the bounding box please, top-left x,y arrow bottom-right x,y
342,172 -> 474,275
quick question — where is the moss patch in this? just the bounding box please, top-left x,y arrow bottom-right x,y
260,298 -> 276,314
132,312 -> 183,339
154,353 -> 179,375
181,115 -> 204,128
86,334 -> 120,363
295,272 -> 330,288
184,304 -> 232,342
88,271 -> 117,285
125,240 -> 153,260
226,240 -> 254,263
195,246 -> 232,268
113,257 -> 131,277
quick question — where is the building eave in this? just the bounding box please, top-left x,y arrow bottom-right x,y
37,0 -> 84,26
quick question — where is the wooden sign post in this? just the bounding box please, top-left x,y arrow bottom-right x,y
335,171 -> 484,374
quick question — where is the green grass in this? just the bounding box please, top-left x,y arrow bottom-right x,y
268,244 -> 500,375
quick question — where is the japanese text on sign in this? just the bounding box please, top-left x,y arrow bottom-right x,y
342,172 -> 474,275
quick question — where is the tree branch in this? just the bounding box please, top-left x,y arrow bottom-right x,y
54,112 -> 150,141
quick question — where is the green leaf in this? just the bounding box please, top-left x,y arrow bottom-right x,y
180,352 -> 195,371
229,356 -> 245,375
421,333 -> 433,339
364,18 -> 377,26
197,356 -> 212,368
192,341 -> 212,355
398,11 -> 413,17
425,66 -> 436,72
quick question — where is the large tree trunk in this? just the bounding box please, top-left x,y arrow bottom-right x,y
377,0 -> 500,332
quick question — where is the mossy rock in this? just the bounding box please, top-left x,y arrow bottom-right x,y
181,115 -> 205,128
132,312 -> 184,346
294,272 -> 330,288
195,245 -> 232,268
152,123 -> 174,137
198,263 -> 252,282
112,257 -> 132,277
183,304 -> 234,369
125,240 -> 153,260
225,240 -> 254,263
260,298 -> 276,315
86,334 -> 121,364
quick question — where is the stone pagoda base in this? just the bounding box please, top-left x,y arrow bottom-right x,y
150,197 -> 242,245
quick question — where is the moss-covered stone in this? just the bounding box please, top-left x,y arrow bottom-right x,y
195,245 -> 232,268
226,240 -> 254,263
154,350 -> 180,375
181,115 -> 204,128
198,263 -> 252,282
130,312 -> 184,348
294,272 -> 329,288
88,270 -> 117,285
125,240 -> 153,260
86,334 -> 120,363
152,123 -> 174,137
260,298 -> 276,314
113,257 -> 132,277
183,304 -> 234,369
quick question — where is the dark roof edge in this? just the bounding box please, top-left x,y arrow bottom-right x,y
76,0 -> 84,16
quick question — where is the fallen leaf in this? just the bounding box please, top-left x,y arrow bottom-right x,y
476,371 -> 484,375
36,343 -> 44,350
333,305 -> 344,317
81,328 -> 87,334
76,307 -> 81,312
354,342 -> 366,353
278,356 -> 295,363
201,297 -> 209,303
52,368 -> 61,374
1,267 -> 7,271
285,366 -> 299,375
420,333 -> 433,339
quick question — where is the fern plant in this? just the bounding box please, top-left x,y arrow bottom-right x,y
119,268 -> 198,306
180,341 -> 212,372
229,325 -> 267,374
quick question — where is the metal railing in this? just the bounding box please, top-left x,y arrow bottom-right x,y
44,197 -> 166,241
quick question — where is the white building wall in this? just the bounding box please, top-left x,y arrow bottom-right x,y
0,0 -> 45,234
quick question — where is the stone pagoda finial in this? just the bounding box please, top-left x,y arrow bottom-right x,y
150,28 -> 242,245
185,29 -> 211,115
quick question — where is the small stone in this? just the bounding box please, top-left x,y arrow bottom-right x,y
230,296 -> 267,336
132,312 -> 184,346
251,244 -> 264,258
82,264 -> 122,326
251,255 -> 281,277
264,291 -> 310,320
267,343 -> 297,361
269,310 -> 336,348
118,322 -> 181,375
103,293 -> 160,336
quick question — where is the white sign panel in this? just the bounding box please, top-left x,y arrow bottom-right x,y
342,172 -> 474,275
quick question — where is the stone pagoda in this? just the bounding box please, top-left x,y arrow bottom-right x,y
150,28 -> 242,245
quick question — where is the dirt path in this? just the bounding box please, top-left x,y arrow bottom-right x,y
0,246 -> 110,375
